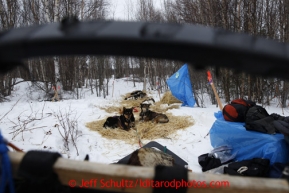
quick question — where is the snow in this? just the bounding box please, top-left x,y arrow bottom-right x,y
1,77 -> 289,173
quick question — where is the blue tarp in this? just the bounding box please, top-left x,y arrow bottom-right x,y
210,111 -> 289,165
166,64 -> 195,107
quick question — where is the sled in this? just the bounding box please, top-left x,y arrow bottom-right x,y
8,150 -> 289,193
116,141 -> 188,167
1,20 -> 289,192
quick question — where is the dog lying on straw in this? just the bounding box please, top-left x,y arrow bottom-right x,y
139,103 -> 169,123
103,107 -> 135,130
124,90 -> 146,100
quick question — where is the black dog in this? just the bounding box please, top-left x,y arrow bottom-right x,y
103,116 -> 120,129
103,107 -> 135,130
125,90 -> 146,100
139,103 -> 169,123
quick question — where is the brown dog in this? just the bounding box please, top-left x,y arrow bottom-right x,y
103,107 -> 135,130
119,107 -> 136,130
139,103 -> 169,123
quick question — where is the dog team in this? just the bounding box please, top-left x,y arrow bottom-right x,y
103,90 -> 169,131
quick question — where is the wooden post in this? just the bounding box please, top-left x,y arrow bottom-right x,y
156,82 -> 161,100
112,80 -> 114,97
52,86 -> 60,102
9,151 -> 289,193
207,71 -> 223,111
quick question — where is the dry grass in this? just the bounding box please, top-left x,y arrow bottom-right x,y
160,91 -> 182,105
86,113 -> 194,144
120,96 -> 150,108
97,91 -> 156,114
87,90 -> 192,144
98,105 -> 122,114
152,102 -> 180,113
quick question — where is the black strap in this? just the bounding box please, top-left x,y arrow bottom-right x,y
153,165 -> 188,193
18,150 -> 61,181
16,150 -> 66,193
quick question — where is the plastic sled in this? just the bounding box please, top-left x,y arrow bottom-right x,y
115,141 -> 188,167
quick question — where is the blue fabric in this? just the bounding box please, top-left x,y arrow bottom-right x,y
210,111 -> 289,165
0,131 -> 14,193
269,162 -> 286,178
166,64 -> 196,107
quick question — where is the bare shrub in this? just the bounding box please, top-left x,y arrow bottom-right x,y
53,106 -> 81,156
9,102 -> 50,141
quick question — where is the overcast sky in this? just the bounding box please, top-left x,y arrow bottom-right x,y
109,0 -> 163,21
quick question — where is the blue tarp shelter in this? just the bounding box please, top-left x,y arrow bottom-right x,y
210,111 -> 289,165
166,64 -> 195,107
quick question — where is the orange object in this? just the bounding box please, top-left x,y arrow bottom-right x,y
207,71 -> 212,83
207,71 -> 223,110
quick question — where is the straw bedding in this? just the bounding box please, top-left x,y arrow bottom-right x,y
86,91 -> 194,144
86,113 -> 194,144
160,91 -> 182,105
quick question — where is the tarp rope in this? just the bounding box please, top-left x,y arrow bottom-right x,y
0,131 -> 15,193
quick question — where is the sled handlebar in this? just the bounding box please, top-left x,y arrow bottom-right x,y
0,19 -> 288,79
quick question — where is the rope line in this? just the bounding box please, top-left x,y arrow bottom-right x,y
135,129 -> 143,148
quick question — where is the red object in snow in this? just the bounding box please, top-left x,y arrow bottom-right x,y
207,71 -> 213,83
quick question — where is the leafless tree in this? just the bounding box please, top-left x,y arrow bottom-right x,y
2,0 -> 289,108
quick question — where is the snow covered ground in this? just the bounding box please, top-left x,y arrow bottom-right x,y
1,77 -> 289,173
